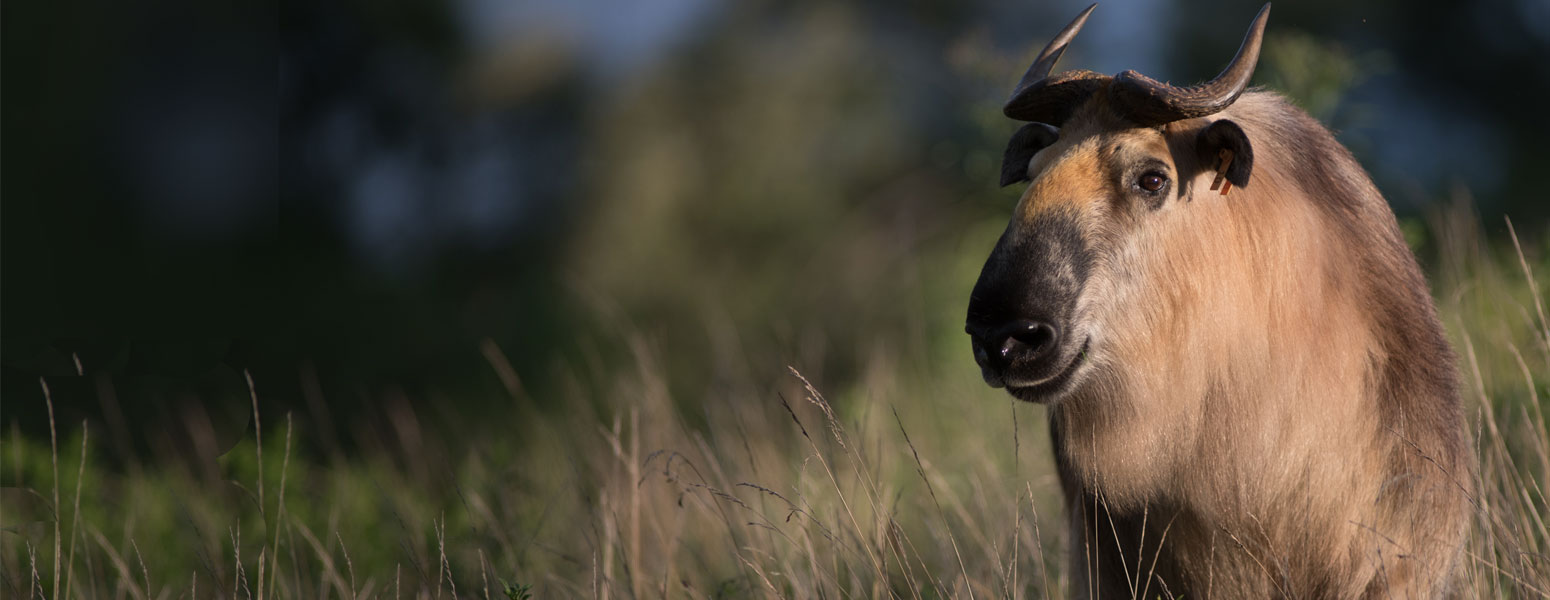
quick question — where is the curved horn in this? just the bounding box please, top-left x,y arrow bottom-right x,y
1003,4 -> 1107,124
1110,3 -> 1271,126
1007,3 -> 1097,104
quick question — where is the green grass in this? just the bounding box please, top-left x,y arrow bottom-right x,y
3,213 -> 1548,599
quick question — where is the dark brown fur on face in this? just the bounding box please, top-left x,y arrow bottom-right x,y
984,89 -> 1474,599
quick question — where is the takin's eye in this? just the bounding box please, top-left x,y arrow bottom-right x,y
1135,171 -> 1168,194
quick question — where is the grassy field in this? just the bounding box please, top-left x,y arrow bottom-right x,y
3,208 -> 1548,599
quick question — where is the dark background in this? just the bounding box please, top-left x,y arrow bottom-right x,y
5,0 -> 1547,459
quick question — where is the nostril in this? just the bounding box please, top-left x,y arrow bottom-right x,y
1015,322 -> 1056,352
999,335 -> 1025,359
995,321 -> 1058,361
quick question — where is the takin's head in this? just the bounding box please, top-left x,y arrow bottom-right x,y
966,3 -> 1270,402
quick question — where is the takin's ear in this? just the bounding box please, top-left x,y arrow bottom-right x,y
1000,122 -> 1060,187
1195,119 -> 1254,190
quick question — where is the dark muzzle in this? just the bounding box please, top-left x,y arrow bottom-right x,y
965,213 -> 1090,390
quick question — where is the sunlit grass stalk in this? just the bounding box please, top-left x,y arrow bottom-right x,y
63,422 -> 86,600
41,377 -> 61,600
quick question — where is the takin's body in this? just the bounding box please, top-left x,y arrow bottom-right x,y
1051,91 -> 1472,599
964,5 -> 1473,598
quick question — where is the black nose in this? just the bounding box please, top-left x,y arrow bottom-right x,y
970,320 -> 1059,371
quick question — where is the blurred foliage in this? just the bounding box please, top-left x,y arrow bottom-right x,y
2,0 -> 1549,594
1,0 -> 1547,535
1259,31 -> 1388,124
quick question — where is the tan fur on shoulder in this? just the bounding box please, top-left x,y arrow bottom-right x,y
986,90 -> 1471,599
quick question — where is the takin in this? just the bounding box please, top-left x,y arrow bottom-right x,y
964,4 -> 1473,598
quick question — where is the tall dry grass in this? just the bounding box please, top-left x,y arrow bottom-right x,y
1,210 -> 1547,598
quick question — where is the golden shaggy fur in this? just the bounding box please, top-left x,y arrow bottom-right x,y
1018,90 -> 1472,598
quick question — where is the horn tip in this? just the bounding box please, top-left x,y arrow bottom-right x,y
1076,3 -> 1098,23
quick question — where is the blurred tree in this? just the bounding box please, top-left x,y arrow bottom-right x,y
3,0 -> 1545,457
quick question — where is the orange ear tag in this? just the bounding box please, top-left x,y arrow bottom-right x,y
1210,149 -> 1235,195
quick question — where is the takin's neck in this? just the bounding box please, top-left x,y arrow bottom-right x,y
1054,93 -> 1463,508
1055,167 -> 1384,511
1051,117 -> 1467,596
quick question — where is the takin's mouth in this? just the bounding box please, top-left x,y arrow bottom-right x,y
1005,337 -> 1089,403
